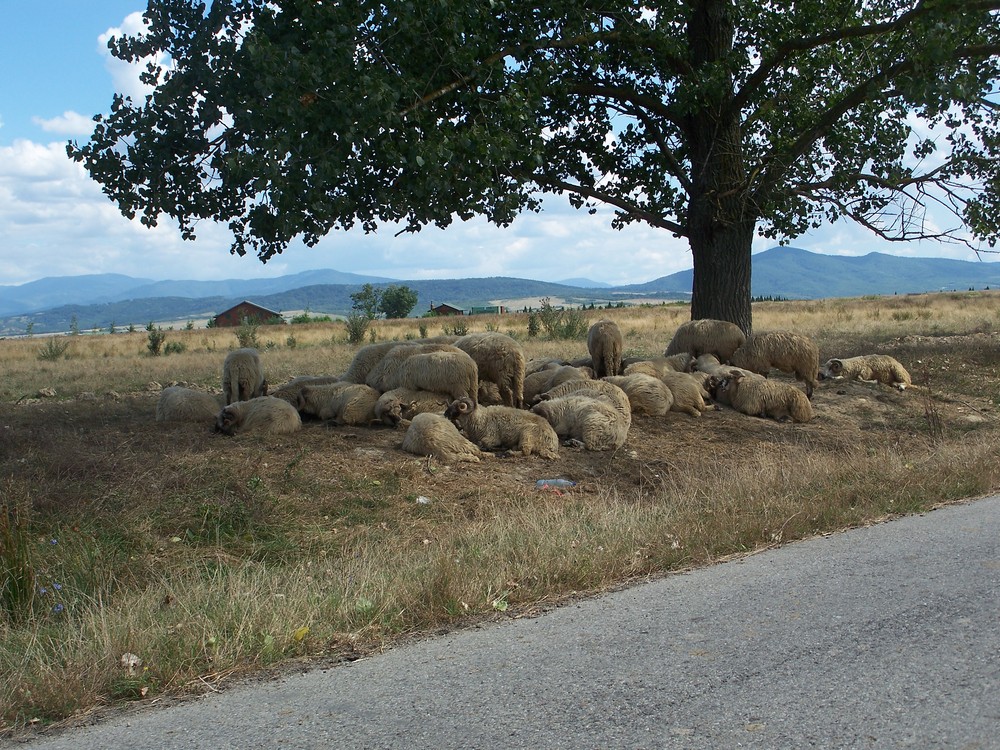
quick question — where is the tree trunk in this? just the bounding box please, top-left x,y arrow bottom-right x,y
689,220 -> 754,335
683,0 -> 754,335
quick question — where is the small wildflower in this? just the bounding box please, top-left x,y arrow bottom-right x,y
51,603 -> 64,614
49,538 -> 58,545
38,587 -> 48,595
53,583 -> 62,591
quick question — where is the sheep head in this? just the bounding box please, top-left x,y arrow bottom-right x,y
444,396 -> 476,424
215,405 -> 239,436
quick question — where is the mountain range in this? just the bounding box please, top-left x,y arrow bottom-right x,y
2,246 -> 998,335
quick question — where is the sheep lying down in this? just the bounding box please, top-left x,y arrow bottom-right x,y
819,355 -> 911,391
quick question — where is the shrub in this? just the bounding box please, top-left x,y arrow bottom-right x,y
344,313 -> 371,344
442,320 -> 469,336
236,318 -> 261,348
37,338 -> 70,361
164,341 -> 186,355
146,323 -> 166,356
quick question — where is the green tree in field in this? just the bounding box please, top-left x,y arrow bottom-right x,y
379,285 -> 419,319
350,283 -> 382,320
68,1 -> 1000,333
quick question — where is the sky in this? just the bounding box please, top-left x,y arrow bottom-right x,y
0,3 -> 994,289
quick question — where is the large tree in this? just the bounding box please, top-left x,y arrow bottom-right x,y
70,0 -> 1000,333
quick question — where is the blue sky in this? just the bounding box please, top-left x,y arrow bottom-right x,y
0,3 -> 993,289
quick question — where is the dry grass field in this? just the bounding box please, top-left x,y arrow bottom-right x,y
2,292 -> 1000,735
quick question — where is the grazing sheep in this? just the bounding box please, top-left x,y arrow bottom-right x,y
269,375 -> 343,404
531,395 -> 630,451
156,386 -> 223,424
341,341 -> 416,384
660,371 -> 712,417
730,331 -> 820,398
818,355 -> 912,390
522,365 -> 592,404
535,378 -> 632,424
374,387 -> 452,427
602,374 -> 675,417
215,396 -> 302,436
370,348 -> 480,405
664,319 -> 747,363
297,383 -> 381,425
445,396 -> 560,459
623,354 -> 695,379
400,413 -> 484,464
716,371 -> 813,423
222,348 -> 267,405
587,319 -> 624,378
454,332 -> 526,408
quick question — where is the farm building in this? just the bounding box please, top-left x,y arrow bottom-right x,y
428,303 -> 465,316
212,301 -> 286,327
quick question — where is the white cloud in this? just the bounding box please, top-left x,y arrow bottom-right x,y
98,12 -> 169,102
32,111 -> 96,136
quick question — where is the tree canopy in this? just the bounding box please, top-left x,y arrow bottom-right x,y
350,282 -> 419,318
70,0 -> 1000,332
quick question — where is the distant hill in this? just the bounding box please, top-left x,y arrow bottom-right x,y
3,247 -> 1000,335
0,269 -> 395,316
559,277 -> 612,288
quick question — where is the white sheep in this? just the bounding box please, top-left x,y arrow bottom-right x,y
340,341 -> 415,384
400,412 -> 485,464
692,353 -> 755,380
530,395 -> 630,451
372,348 -> 480,405
660,371 -> 712,417
444,396 -> 560,459
729,331 -> 820,398
587,319 -> 624,378
623,354 -> 695,379
522,365 -> 593,404
221,348 -> 267,405
454,332 -> 526,408
297,383 -> 381,425
156,386 -> 223,424
602,374 -> 675,417
818,355 -> 912,390
374,387 -> 452,427
716,371 -> 813,423
664,319 -> 747,363
269,375 -> 343,404
215,396 -> 302,436
535,378 -> 632,424
525,357 -> 565,376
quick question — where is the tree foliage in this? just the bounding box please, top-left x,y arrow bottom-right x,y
350,282 -> 419,319
69,0 -> 1000,332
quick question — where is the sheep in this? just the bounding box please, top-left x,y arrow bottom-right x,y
660,371 -> 713,417
269,375 -> 343,405
215,396 -> 302,436
522,365 -> 593,404
623,354 -> 695,379
818,355 -> 912,390
369,348 -> 480,405
587,319 -> 624,378
525,357 -> 565,376
664,319 -> 747,363
692,353 -> 755,379
715,371 -> 813,423
530,395 -> 630,451
156,386 -> 223,424
374,387 -> 452,427
221,348 -> 267,405
535,378 -> 632,424
400,412 -> 485,464
444,396 -> 560,459
341,341 -> 416,384
602,374 -> 675,417
729,330 -> 820,398
454,332 -> 526,408
297,383 -> 381,425
365,343 -> 466,390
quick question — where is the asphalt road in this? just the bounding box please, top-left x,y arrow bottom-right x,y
13,494 -> 1000,750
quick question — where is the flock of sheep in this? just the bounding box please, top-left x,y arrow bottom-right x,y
155,319 -> 913,464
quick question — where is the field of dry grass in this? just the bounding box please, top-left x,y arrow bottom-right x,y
2,291 -> 1000,735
